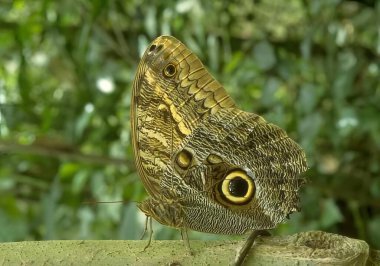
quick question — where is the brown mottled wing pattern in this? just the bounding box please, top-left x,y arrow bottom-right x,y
131,36 -> 235,196
132,35 -> 308,236
171,108 -> 308,233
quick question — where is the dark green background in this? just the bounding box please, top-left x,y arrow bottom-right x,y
1,0 -> 379,249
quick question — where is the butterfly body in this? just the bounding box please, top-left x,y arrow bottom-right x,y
132,36 -> 307,236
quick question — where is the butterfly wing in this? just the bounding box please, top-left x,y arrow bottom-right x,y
132,36 -> 308,234
164,108 -> 308,233
131,36 -> 235,196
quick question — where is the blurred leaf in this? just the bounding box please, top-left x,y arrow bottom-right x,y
74,104 -> 94,140
78,206 -> 95,239
320,198 -> 343,228
59,163 -> 81,180
261,77 -> 280,107
253,41 -> 276,71
72,170 -> 89,194
0,210 -> 27,241
118,203 -> 141,240
368,216 -> 380,249
298,83 -> 320,114
224,51 -> 244,74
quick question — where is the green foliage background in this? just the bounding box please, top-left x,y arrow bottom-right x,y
1,0 -> 379,249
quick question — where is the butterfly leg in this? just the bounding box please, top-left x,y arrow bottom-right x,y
233,230 -> 270,266
143,216 -> 153,251
139,215 -> 149,240
180,228 -> 193,255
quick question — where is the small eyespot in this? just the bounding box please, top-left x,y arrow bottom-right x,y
156,44 -> 163,52
148,44 -> 163,54
206,154 -> 223,164
220,170 -> 255,205
163,63 -> 176,78
157,104 -> 170,122
175,149 -> 193,169
149,44 -> 156,52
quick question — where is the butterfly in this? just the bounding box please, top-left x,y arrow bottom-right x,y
131,35 -> 307,265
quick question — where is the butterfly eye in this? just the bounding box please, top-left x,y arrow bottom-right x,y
163,63 -> 177,78
221,170 -> 255,205
175,149 -> 193,169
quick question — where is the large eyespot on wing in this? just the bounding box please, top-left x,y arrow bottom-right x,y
131,36 -> 235,196
217,169 -> 256,205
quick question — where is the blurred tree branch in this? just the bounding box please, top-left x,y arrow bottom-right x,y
0,140 -> 131,167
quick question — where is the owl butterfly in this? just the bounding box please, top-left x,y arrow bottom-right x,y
131,36 -> 307,265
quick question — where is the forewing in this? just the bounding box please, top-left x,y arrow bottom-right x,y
131,36 -> 235,196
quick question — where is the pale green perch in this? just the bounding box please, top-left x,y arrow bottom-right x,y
0,231 -> 378,265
